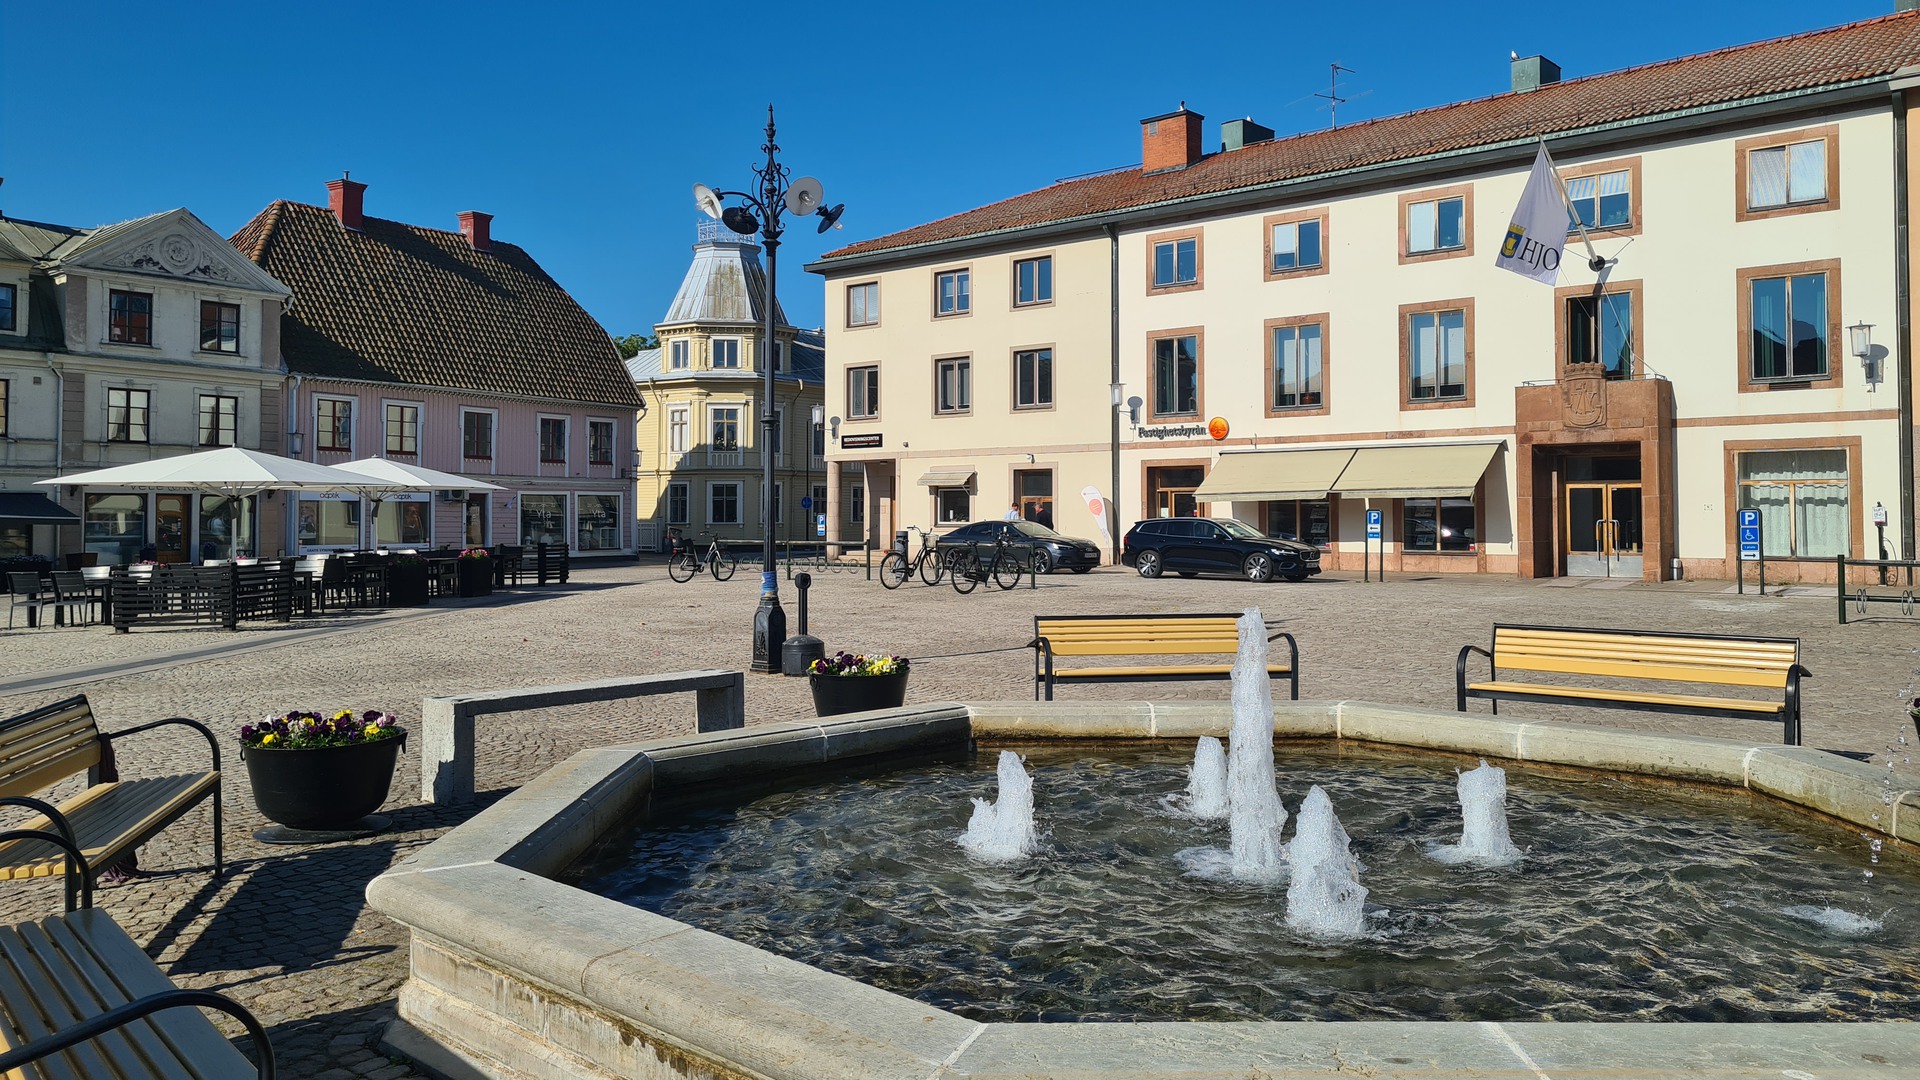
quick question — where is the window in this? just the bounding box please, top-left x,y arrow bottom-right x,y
847,282 -> 879,327
1264,211 -> 1326,277
377,496 -> 431,547
107,388 -> 150,443
709,482 -> 742,525
1742,262 -> 1837,388
848,365 -> 879,419
1403,498 -> 1477,552
762,482 -> 783,526
1738,449 -> 1848,557
1564,165 -> 1635,232
1015,469 -> 1053,526
667,482 -> 690,525
1401,300 -> 1473,406
1014,347 -> 1053,410
936,268 -> 971,317
540,417 -> 567,463
0,379 -> 8,437
770,341 -> 785,372
669,339 -> 690,370
936,487 -> 970,525
1267,499 -> 1331,547
1149,330 -> 1201,420
0,284 -> 15,332
710,406 -> 740,451
589,420 -> 616,465
198,394 -> 238,447
317,398 -> 352,452
385,403 -> 420,455
108,290 -> 153,345
935,356 -> 971,414
1561,284 -> 1638,379
462,411 -> 493,459
520,493 -> 567,546
668,405 -> 690,453
1148,231 -> 1201,292
1402,187 -> 1472,261
1014,256 -> 1052,306
1738,126 -> 1837,219
199,301 -> 240,353
711,338 -> 740,368
1266,317 -> 1326,413
848,482 -> 865,523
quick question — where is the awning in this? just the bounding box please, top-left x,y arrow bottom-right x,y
917,469 -> 976,488
0,492 -> 80,524
1331,442 -> 1502,500
1193,449 -> 1357,502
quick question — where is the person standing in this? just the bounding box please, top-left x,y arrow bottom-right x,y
1005,502 -> 1021,521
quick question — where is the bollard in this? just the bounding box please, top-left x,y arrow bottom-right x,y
782,571 -> 827,676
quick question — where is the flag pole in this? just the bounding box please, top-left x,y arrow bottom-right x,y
1539,139 -> 1608,272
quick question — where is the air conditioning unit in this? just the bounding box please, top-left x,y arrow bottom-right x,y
437,490 -> 465,503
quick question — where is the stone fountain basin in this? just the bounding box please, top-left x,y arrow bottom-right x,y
367,700 -> 1920,1079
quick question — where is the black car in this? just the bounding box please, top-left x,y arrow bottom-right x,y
1121,517 -> 1322,582
933,520 -> 1103,574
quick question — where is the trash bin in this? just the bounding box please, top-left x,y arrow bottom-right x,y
1669,558 -> 1684,581
892,530 -> 909,557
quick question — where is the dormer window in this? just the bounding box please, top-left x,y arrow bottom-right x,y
669,339 -> 689,370
712,338 -> 741,368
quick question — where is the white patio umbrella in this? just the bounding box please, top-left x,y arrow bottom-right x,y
329,458 -> 505,549
38,447 -> 403,558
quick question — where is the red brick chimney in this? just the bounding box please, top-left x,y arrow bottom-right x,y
1142,104 -> 1205,173
456,210 -> 493,252
325,175 -> 367,231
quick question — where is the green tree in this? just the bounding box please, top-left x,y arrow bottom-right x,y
612,331 -> 659,359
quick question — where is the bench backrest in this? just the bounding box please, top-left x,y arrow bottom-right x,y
0,696 -> 102,799
1490,624 -> 1799,689
1034,614 -> 1252,657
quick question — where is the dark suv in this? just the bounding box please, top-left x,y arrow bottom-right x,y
1121,518 -> 1322,582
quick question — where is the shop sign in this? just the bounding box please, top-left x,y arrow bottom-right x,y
841,433 -> 883,449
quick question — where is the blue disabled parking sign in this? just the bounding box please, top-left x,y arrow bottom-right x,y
1737,508 -> 1761,562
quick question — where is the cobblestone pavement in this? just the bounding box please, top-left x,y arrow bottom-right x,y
1,559 -> 1917,1077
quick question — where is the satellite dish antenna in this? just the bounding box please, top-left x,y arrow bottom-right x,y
692,183 -> 724,220
784,176 -> 824,216
815,203 -> 846,233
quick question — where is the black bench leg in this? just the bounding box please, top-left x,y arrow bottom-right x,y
213,786 -> 224,876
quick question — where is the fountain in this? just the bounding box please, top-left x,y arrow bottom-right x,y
1283,785 -> 1367,937
1180,735 -> 1228,819
1428,758 -> 1523,867
959,749 -> 1037,861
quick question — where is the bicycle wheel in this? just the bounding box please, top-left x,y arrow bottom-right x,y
879,552 -> 909,589
711,550 -> 737,581
667,553 -> 696,583
992,551 -> 1024,590
950,551 -> 979,594
919,550 -> 945,586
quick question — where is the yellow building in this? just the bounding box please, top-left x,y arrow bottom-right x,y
630,224 -> 826,553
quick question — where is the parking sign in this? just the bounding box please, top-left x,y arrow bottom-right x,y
1737,508 -> 1761,562
1366,509 -> 1383,540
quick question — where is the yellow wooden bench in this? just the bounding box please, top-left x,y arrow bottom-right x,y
1030,613 -> 1299,701
0,828 -> 273,1078
1455,624 -> 1810,745
0,695 -> 223,889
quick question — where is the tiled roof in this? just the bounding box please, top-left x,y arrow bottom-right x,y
822,12 -> 1920,261
230,200 -> 642,407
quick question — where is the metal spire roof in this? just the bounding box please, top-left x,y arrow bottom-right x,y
659,226 -> 790,329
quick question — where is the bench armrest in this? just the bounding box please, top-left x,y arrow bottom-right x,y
104,716 -> 222,775
0,828 -> 91,912
1784,663 -> 1813,747
1028,636 -> 1058,701
0,986 -> 276,1079
1456,644 -> 1493,711
1266,630 -> 1301,700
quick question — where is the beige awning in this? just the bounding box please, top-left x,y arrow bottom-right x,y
1331,442 -> 1502,500
1193,449 -> 1357,502
917,469 -> 976,487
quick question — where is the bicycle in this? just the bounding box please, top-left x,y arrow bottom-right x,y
879,525 -> 947,589
949,532 -> 1026,594
667,530 -> 737,582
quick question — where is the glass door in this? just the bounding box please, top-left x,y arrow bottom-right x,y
1564,483 -> 1642,577
155,495 -> 190,564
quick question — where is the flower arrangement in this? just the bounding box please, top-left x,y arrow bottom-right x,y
458,548 -> 492,560
390,554 -> 426,568
808,651 -> 910,677
241,709 -> 402,750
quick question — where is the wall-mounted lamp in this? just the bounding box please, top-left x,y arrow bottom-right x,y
827,416 -> 841,443
1849,321 -> 1878,390
810,403 -> 824,429
1110,381 -> 1124,408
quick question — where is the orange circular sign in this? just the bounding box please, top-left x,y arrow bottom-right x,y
1207,416 -> 1230,440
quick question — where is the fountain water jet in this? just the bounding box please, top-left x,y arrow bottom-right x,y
1284,785 -> 1368,937
1182,736 -> 1229,819
1428,759 -> 1523,867
1226,608 -> 1288,882
959,750 -> 1037,861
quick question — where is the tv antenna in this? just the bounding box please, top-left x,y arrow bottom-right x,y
1315,63 -> 1361,129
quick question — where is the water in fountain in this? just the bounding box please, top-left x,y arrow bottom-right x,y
1179,736 -> 1229,820
1226,609 -> 1288,882
1284,785 -> 1368,937
1428,759 -> 1524,867
959,750 -> 1037,861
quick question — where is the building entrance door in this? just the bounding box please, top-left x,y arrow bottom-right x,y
1147,466 -> 1204,520
1565,483 -> 1643,577
155,494 -> 190,564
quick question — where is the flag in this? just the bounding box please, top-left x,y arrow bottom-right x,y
1494,145 -> 1568,285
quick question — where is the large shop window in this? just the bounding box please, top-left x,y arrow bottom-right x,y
1738,449 -> 1848,558
1266,500 -> 1331,547
198,495 -> 254,560
297,497 -> 358,548
375,499 -> 431,548
577,494 -> 620,550
520,493 -> 568,546
1403,498 -> 1476,552
84,493 -> 147,565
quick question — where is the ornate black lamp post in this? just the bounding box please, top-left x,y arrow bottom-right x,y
695,106 -> 844,673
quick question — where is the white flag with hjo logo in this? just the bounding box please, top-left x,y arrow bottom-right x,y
1495,145 -> 1567,285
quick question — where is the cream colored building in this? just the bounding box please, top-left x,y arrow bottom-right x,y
808,12 -> 1920,582
630,226 -> 826,552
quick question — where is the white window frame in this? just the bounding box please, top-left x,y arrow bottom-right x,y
538,413 -> 569,465
711,337 -> 742,368
708,404 -> 742,451
668,339 -> 690,370
847,282 -> 879,327
460,407 -> 497,467
936,268 -> 971,317
587,417 -> 617,465
384,399 -> 423,456
668,405 -> 690,454
935,356 -> 971,415
848,365 -> 879,419
708,480 -> 743,526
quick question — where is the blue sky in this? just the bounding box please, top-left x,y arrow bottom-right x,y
1,1 -> 1891,337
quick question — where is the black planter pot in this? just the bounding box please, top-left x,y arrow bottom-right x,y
243,732 -> 407,832
809,671 -> 909,717
386,562 -> 430,607
456,559 -> 494,597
